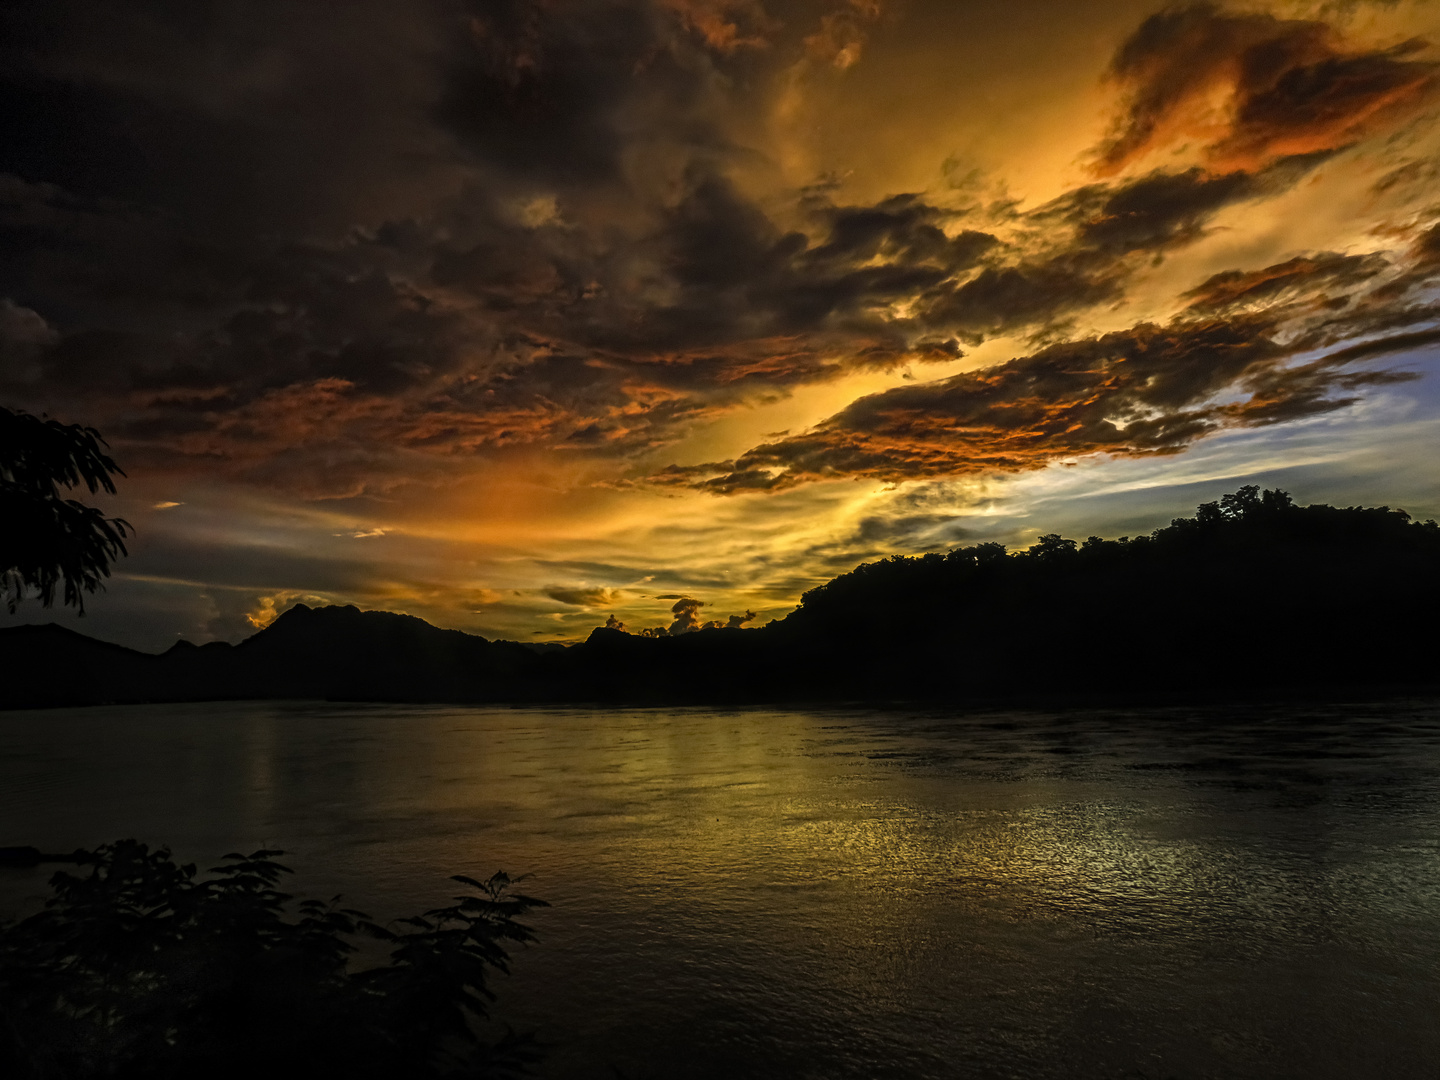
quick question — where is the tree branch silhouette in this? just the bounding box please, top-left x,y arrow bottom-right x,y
1,406 -> 131,613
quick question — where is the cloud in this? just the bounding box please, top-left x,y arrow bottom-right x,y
16,147 -> 1320,498
544,585 -> 623,606
0,297 -> 57,378
152,501 -> 182,510
1094,3 -> 1438,175
1050,155 -> 1330,259
649,184 -> 1440,495
658,309 -> 1436,492
4,0 -> 1421,501
2,0 -> 1437,547
658,595 -> 757,632
804,0 -> 884,70
1182,252 -> 1389,313
655,315 -> 1278,490
1412,220 -> 1440,267
661,0 -> 778,53
668,596 -> 705,633
437,0 -> 657,185
850,513 -> 970,544
535,560 -> 731,591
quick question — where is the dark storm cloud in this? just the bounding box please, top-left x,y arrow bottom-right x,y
1219,353 -> 1420,426
439,0 -> 651,184
1095,2 -> 1438,173
0,0 -> 503,491
0,1 -> 461,249
1,1 -> 958,485
0,0 -> 1435,501
1052,154 -> 1333,258
14,148 -> 1286,493
911,154 -> 1335,344
1308,326 -> 1440,366
580,156 -> 1318,361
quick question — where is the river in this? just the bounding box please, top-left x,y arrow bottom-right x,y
2,699 -> 1439,1078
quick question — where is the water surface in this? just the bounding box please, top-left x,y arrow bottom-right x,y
2,700 -> 1438,1078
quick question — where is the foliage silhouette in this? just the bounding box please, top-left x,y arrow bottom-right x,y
1,406 -> 130,613
0,840 -> 546,1080
767,485 -> 1440,698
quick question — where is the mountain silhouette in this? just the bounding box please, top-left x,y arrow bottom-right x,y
4,489 -> 1439,708
0,604 -> 550,708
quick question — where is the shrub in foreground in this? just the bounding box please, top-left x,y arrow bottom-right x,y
0,840 -> 545,1079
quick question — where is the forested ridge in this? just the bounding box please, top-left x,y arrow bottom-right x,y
759,486 -> 1440,698
795,486 -> 1438,625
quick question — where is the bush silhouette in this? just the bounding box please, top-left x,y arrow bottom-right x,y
0,841 -> 546,1079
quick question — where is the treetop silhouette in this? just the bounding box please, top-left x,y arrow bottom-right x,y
0,405 -> 130,613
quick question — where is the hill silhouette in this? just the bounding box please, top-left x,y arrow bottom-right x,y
4,488 -> 1439,708
0,604 -> 552,709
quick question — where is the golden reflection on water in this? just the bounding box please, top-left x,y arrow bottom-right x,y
2,701 -> 1440,1079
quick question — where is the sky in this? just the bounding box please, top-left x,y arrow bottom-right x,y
3,0 -> 1440,651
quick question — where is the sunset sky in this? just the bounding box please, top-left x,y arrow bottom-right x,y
3,0 -> 1440,650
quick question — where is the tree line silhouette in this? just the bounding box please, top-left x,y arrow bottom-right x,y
753,484 -> 1440,699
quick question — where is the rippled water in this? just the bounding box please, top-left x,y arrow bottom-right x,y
3,700 -> 1439,1078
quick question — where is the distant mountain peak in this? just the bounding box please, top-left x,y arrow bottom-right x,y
250,602 -> 490,646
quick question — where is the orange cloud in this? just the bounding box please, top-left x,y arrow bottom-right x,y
661,0 -> 777,52
1182,253 -> 1387,313
1094,4 -> 1438,175
804,0 -> 883,69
